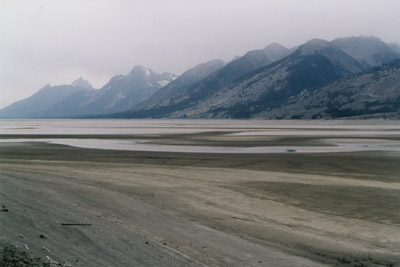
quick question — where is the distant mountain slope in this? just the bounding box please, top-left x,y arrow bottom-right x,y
215,42 -> 290,82
133,59 -> 225,110
332,36 -> 400,67
89,66 -> 176,114
126,43 -> 290,117
31,66 -> 176,117
0,78 -> 93,118
48,66 -> 176,117
126,39 -> 364,119
389,43 -> 400,54
193,39 -> 365,118
259,60 -> 400,119
0,66 -> 176,118
3,35 -> 399,120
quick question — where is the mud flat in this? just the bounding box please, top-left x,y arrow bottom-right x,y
1,120 -> 400,266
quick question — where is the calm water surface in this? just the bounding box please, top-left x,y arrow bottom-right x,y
1,119 -> 400,153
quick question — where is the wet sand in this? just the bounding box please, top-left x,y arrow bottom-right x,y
1,130 -> 400,266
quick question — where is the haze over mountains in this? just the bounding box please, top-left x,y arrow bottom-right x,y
1,36 -> 400,119
0,78 -> 93,118
0,66 -> 176,118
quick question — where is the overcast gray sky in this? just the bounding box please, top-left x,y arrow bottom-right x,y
1,0 -> 400,108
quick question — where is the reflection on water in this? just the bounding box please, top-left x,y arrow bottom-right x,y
1,119 -> 400,135
1,138 -> 400,154
1,119 -> 400,154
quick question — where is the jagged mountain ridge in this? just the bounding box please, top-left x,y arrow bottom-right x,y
125,39 -> 365,118
133,59 -> 226,111
46,66 -> 177,116
128,42 -> 291,117
0,67 -> 177,118
2,35 -> 400,119
332,36 -> 400,67
0,78 -> 93,118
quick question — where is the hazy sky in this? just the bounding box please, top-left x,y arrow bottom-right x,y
1,0 -> 400,108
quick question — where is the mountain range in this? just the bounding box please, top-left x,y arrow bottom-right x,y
1,35 -> 400,119
0,66 -> 176,118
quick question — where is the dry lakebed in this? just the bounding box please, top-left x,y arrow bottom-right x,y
0,119 -> 399,266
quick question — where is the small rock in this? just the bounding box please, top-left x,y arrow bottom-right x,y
19,234 -> 24,238
145,241 -> 149,245
39,234 -> 46,239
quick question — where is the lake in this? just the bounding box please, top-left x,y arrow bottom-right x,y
1,119 -> 400,153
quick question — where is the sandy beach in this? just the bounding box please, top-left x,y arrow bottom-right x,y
1,121 -> 400,266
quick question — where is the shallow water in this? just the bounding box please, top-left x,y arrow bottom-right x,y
1,138 -> 400,153
1,119 -> 400,153
1,119 -> 400,135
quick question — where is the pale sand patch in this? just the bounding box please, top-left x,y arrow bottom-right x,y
0,161 -> 324,266
1,156 -> 399,266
